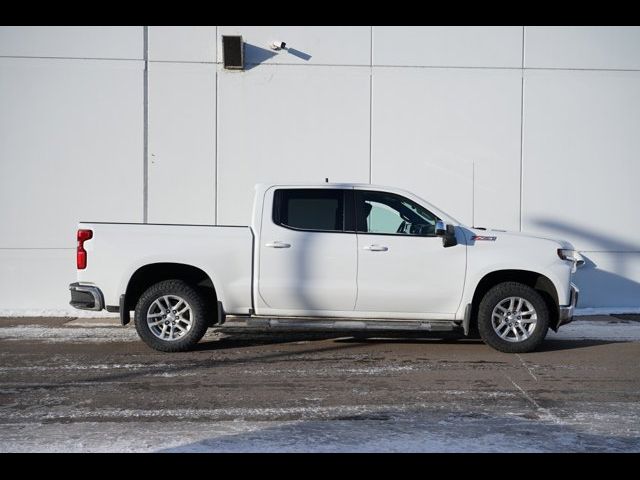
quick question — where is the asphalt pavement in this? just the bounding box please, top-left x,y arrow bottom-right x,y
0,315 -> 639,452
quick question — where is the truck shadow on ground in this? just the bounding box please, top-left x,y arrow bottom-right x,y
193,330 -> 623,353
13,331 -> 627,392
193,330 -> 484,352
13,340 -> 381,390
331,336 -> 623,353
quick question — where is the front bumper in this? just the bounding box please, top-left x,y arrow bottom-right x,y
557,282 -> 579,329
69,283 -> 104,311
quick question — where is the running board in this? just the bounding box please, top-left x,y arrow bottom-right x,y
241,317 -> 462,333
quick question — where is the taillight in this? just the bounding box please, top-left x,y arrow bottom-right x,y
77,229 -> 93,270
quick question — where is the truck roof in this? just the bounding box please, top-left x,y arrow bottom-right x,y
254,182 -> 401,190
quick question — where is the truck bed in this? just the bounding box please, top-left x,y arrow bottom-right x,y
77,222 -> 254,314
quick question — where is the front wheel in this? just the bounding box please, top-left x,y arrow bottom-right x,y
477,282 -> 549,353
134,280 -> 210,352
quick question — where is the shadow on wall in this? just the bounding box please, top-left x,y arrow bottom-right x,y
532,219 -> 640,308
243,43 -> 277,70
287,48 -> 312,61
243,43 -> 312,70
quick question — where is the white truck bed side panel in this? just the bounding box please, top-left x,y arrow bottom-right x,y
77,223 -> 253,314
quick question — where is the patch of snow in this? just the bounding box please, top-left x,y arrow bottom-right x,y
576,307 -> 640,315
241,365 -> 414,376
550,320 -> 640,341
63,320 -> 121,327
150,371 -> 199,378
0,309 -> 118,318
0,326 -> 138,343
437,390 -> 516,398
1,404 -> 431,422
0,363 -> 172,372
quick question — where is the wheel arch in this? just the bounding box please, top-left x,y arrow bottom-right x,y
124,263 -> 219,323
470,269 -> 559,332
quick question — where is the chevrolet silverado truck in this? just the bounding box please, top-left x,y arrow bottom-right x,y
69,183 -> 582,353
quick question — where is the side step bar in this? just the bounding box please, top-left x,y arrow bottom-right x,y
240,317 -> 462,333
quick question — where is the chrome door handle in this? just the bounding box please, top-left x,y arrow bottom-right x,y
363,244 -> 388,252
265,241 -> 291,248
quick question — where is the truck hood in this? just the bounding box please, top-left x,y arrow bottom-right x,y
467,227 -> 575,250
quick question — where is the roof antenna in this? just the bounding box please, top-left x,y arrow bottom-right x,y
325,177 -> 329,183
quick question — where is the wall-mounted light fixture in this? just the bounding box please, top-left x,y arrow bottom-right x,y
222,35 -> 244,70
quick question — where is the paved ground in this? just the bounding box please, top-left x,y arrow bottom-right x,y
1,315 -> 639,452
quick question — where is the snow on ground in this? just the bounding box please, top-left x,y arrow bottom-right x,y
0,309 -> 119,318
0,325 -> 139,342
2,403 -> 639,452
548,319 -> 640,341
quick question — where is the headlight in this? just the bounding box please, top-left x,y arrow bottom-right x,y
557,249 -> 585,268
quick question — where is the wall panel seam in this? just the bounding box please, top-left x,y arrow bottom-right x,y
578,251 -> 640,254
3,58 -> 638,73
0,55 -> 144,61
215,25 -> 218,225
521,25 -> 525,69
0,248 -> 75,251
519,26 -> 525,232
148,60 -> 217,65
525,66 -> 640,73
369,25 -> 373,184
143,26 -> 149,224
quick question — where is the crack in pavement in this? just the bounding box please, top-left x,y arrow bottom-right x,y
516,353 -> 538,381
506,375 -> 564,426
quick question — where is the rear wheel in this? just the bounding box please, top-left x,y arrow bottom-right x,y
477,282 -> 549,353
134,280 -> 209,352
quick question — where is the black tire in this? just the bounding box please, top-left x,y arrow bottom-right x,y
134,279 -> 210,352
477,281 -> 549,353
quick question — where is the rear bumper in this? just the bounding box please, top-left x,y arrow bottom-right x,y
69,283 -> 104,311
557,282 -> 579,329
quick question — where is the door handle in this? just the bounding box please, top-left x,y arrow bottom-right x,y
363,244 -> 388,252
265,241 -> 291,248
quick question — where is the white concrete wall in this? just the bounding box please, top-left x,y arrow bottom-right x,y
0,32 -> 144,315
371,68 -> 522,231
373,26 -> 523,67
1,25 -> 639,313
147,62 -> 217,224
217,65 -> 371,225
0,26 -> 143,59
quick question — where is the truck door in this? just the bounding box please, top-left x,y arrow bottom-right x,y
257,187 -> 357,314
354,189 -> 466,317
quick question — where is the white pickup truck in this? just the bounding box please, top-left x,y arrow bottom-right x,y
69,183 -> 582,353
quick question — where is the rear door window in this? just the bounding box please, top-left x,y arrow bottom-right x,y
273,189 -> 345,232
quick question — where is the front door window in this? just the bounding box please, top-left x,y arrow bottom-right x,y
355,190 -> 438,236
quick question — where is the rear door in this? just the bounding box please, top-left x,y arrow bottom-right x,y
257,187 -> 357,314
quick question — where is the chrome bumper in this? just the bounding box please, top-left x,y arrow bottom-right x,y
69,283 -> 104,311
557,283 -> 579,329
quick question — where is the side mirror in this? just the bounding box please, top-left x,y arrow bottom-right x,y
435,221 -> 457,248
